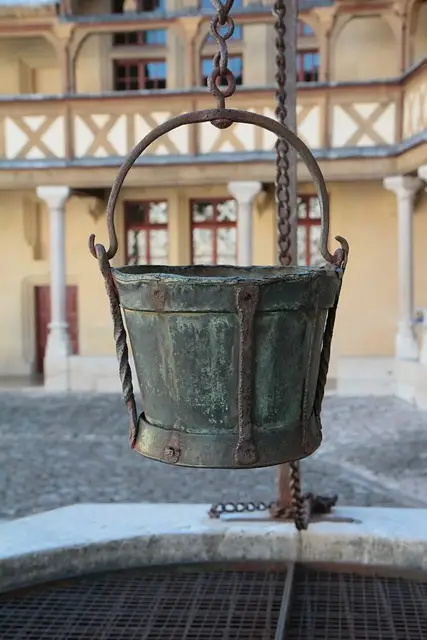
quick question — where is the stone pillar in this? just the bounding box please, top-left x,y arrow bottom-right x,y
418,165 -> 427,184
37,186 -> 71,389
418,166 -> 427,365
228,181 -> 262,266
384,175 -> 423,360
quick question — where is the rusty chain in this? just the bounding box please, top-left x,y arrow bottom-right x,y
272,0 -> 308,532
207,0 -> 237,128
209,494 -> 338,520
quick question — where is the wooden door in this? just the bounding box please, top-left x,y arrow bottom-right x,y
34,285 -> 79,374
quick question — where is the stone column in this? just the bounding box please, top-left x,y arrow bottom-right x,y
418,166 -> 427,365
37,186 -> 71,389
384,175 -> 423,360
418,165 -> 427,183
228,181 -> 262,266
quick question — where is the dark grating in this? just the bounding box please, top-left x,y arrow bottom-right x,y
0,567 -> 286,640
286,566 -> 427,640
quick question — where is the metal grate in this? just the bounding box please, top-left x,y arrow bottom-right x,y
3,564 -> 427,639
0,566 -> 286,640
286,566 -> 427,639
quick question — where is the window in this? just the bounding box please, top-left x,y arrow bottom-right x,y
297,50 -> 319,82
191,199 -> 237,265
113,29 -> 167,47
125,201 -> 168,265
114,60 -> 167,90
297,20 -> 314,37
112,0 -> 165,12
201,55 -> 243,87
297,196 -> 322,266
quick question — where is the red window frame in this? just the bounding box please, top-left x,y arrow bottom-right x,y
296,50 -> 319,82
113,29 -> 166,47
114,59 -> 167,91
190,199 -> 237,265
125,200 -> 168,265
297,195 -> 321,266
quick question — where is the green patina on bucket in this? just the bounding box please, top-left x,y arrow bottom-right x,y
112,263 -> 343,468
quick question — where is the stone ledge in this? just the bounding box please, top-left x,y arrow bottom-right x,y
1,503 -> 427,593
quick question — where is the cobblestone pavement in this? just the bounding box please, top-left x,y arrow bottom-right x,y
1,391 -> 427,519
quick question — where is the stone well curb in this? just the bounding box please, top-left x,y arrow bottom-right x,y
0,503 -> 426,593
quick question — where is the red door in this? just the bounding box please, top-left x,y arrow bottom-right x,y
34,285 -> 79,374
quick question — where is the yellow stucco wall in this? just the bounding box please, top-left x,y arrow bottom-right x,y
0,37 -> 61,95
2,181 -> 427,376
0,193 -> 50,375
0,8 -> 423,99
331,16 -> 399,81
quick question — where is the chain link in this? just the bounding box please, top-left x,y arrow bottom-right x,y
208,494 -> 338,521
208,0 -> 237,127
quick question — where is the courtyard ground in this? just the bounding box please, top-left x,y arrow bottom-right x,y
1,391 -> 427,520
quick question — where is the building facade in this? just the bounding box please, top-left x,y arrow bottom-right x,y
0,0 -> 427,400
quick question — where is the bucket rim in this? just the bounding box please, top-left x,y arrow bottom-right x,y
111,263 -> 342,286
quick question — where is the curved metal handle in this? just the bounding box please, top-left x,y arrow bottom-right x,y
89,109 -> 348,266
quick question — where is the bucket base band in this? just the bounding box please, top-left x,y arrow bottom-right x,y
133,413 -> 322,469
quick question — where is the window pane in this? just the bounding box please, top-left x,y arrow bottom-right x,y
113,33 -> 126,45
229,56 -> 242,77
193,228 -> 214,263
217,200 -> 237,222
297,225 -> 307,266
144,29 -> 167,45
297,197 -> 307,219
217,227 -> 236,264
127,229 -> 147,265
298,20 -> 314,37
308,197 -> 321,219
145,61 -> 166,78
126,202 -> 146,225
201,58 -> 211,80
149,229 -> 168,263
309,224 -> 322,266
192,202 -> 214,222
149,201 -> 168,224
139,0 -> 162,10
116,64 -> 126,78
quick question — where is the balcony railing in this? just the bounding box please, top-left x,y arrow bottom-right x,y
0,59 -> 425,167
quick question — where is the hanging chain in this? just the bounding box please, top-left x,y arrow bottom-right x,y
208,0 -> 237,128
274,0 -> 292,268
272,0 -> 307,531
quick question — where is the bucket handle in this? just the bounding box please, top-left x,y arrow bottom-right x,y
89,108 -> 348,267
